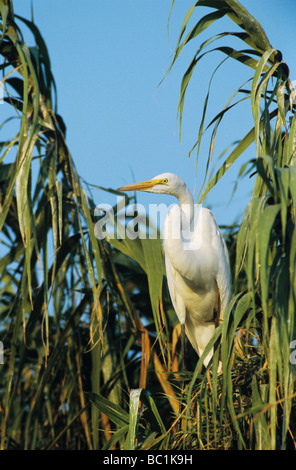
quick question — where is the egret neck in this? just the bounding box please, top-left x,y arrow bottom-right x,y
172,180 -> 195,227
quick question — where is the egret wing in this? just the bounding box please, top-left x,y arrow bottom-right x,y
207,210 -> 232,322
164,254 -> 186,325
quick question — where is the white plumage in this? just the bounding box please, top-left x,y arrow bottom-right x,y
118,172 -> 231,368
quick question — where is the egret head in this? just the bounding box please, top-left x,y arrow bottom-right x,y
117,172 -> 186,198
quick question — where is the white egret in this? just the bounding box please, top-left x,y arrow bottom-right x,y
118,172 -> 231,369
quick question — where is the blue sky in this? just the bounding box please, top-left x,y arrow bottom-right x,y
7,0 -> 296,227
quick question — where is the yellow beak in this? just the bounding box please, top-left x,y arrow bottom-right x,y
117,178 -> 164,192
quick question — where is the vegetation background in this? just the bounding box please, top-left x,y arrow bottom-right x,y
0,0 -> 296,450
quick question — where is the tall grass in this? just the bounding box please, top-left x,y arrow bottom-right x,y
0,0 -> 295,450
165,0 -> 296,450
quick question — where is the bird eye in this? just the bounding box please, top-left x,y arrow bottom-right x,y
163,178 -> 168,184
